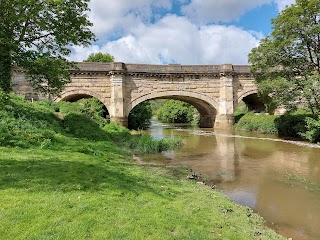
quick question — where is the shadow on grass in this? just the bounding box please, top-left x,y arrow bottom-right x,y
0,157 -> 164,197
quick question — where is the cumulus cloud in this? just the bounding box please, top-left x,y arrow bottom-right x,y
70,16 -> 261,64
181,0 -> 272,23
88,0 -> 172,41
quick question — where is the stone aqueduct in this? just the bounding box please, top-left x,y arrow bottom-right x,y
13,62 -> 258,128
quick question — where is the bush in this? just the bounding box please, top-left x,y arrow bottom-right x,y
235,112 -> 278,134
275,113 -> 314,138
303,116 -> 320,143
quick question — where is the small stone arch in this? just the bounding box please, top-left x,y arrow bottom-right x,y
128,90 -> 219,128
237,89 -> 266,113
54,89 -> 110,113
237,89 -> 258,103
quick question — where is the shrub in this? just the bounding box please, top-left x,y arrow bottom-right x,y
235,112 -> 278,134
303,116 -> 320,143
275,113 -> 314,138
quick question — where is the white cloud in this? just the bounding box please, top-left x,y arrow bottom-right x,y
88,0 -> 172,41
70,16 -> 261,64
181,0 -> 272,23
274,0 -> 295,12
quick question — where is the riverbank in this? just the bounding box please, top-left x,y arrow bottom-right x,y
0,138 -> 285,239
235,111 -> 320,143
0,93 -> 285,239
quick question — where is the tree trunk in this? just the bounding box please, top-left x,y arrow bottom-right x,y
0,43 -> 12,93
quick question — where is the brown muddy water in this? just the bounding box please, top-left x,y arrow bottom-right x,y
142,120 -> 320,240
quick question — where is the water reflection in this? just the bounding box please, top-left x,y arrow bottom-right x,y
142,120 -> 320,240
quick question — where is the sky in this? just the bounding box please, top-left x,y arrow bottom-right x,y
69,0 -> 296,65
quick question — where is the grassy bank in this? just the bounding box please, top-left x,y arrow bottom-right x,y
0,139 -> 285,239
0,93 -> 285,239
235,111 -> 320,143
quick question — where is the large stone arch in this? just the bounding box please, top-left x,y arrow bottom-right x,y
128,90 -> 219,128
54,89 -> 110,113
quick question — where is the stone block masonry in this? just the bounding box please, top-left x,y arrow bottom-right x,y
12,62 -> 258,129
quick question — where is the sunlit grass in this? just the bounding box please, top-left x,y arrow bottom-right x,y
0,138 -> 285,240
0,94 -> 285,239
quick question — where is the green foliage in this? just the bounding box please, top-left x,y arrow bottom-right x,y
249,0 -> 320,114
0,0 -> 95,94
83,52 -> 115,62
126,135 -> 183,154
0,94 -> 61,148
25,56 -> 72,95
157,100 -> 198,124
275,113 -> 314,138
56,98 -> 109,127
303,116 -> 320,143
128,102 -> 153,130
103,123 -> 182,154
235,110 -> 320,143
150,99 -> 166,115
103,122 -> 132,141
235,112 -> 278,134
0,93 -> 181,153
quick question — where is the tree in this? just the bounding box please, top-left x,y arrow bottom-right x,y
84,52 -> 115,62
128,102 -> 153,130
157,100 -> 198,123
0,0 -> 95,94
248,0 -> 320,114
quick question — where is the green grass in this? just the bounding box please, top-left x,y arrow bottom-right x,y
0,139 -> 285,240
0,92 -> 285,239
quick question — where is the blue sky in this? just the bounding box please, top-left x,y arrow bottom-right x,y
70,0 -> 295,64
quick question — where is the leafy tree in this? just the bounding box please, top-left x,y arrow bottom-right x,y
157,100 -> 198,123
249,0 -> 320,114
84,52 -> 115,62
0,0 -> 95,94
128,102 -> 153,130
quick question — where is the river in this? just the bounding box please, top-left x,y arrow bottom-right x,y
141,119 -> 320,240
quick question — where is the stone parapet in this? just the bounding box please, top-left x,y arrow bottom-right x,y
69,62 -> 252,76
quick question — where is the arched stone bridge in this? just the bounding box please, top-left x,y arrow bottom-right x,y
13,62 -> 258,128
